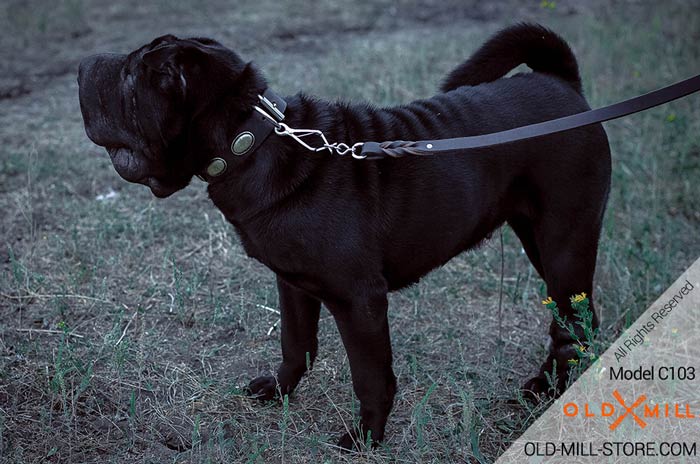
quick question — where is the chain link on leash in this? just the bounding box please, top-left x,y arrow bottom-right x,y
254,106 -> 366,159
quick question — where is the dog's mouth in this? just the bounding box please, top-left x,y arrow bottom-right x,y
106,146 -> 145,182
105,146 -> 179,198
145,177 -> 181,198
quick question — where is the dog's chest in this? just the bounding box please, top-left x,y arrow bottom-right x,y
233,219 -> 314,276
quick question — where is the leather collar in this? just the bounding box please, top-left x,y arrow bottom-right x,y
198,89 -> 287,182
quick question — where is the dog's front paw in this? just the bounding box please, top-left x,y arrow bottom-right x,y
337,432 -> 356,451
337,428 -> 380,451
246,375 -> 278,401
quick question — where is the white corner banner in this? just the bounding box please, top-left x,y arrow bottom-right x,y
497,256 -> 700,463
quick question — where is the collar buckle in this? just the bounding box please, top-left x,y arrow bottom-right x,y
257,93 -> 285,122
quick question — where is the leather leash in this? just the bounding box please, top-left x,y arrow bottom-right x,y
360,73 -> 700,159
200,73 -> 700,180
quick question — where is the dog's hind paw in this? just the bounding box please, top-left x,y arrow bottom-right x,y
522,374 -> 565,402
522,376 -> 549,401
246,375 -> 279,401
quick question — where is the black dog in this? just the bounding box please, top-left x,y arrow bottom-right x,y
78,23 -> 610,448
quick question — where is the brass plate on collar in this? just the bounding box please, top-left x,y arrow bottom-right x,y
231,131 -> 255,155
206,157 -> 227,177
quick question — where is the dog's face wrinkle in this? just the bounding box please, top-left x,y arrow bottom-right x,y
128,72 -> 161,161
123,71 -> 146,155
123,52 -> 188,165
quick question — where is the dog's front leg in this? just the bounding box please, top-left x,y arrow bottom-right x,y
329,289 -> 396,450
247,276 -> 321,400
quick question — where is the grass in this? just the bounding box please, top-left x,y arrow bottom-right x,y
1,0 -> 699,462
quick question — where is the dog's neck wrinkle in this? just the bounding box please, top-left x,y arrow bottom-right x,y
323,98 -> 448,144
275,95 -> 434,154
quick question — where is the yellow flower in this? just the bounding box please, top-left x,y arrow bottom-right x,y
571,292 -> 587,303
567,358 -> 579,365
578,345 -> 586,352
542,297 -> 553,305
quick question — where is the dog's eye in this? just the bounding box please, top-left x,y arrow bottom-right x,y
147,69 -> 177,92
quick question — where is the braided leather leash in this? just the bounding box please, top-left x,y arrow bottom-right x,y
359,74 -> 700,159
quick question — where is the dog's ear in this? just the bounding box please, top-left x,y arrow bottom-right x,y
142,37 -> 221,73
142,40 -> 202,98
143,43 -> 182,72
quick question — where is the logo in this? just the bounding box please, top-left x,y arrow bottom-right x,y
563,390 -> 695,430
609,390 -> 646,430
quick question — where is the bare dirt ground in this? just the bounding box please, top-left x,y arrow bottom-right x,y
1,0 -> 699,462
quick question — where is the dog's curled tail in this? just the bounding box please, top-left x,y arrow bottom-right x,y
441,23 -> 582,94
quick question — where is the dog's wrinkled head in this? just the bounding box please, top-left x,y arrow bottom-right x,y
78,35 -> 261,197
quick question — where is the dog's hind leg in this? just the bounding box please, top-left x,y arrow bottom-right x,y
508,215 -> 545,279
523,214 -> 602,397
247,276 -> 321,400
